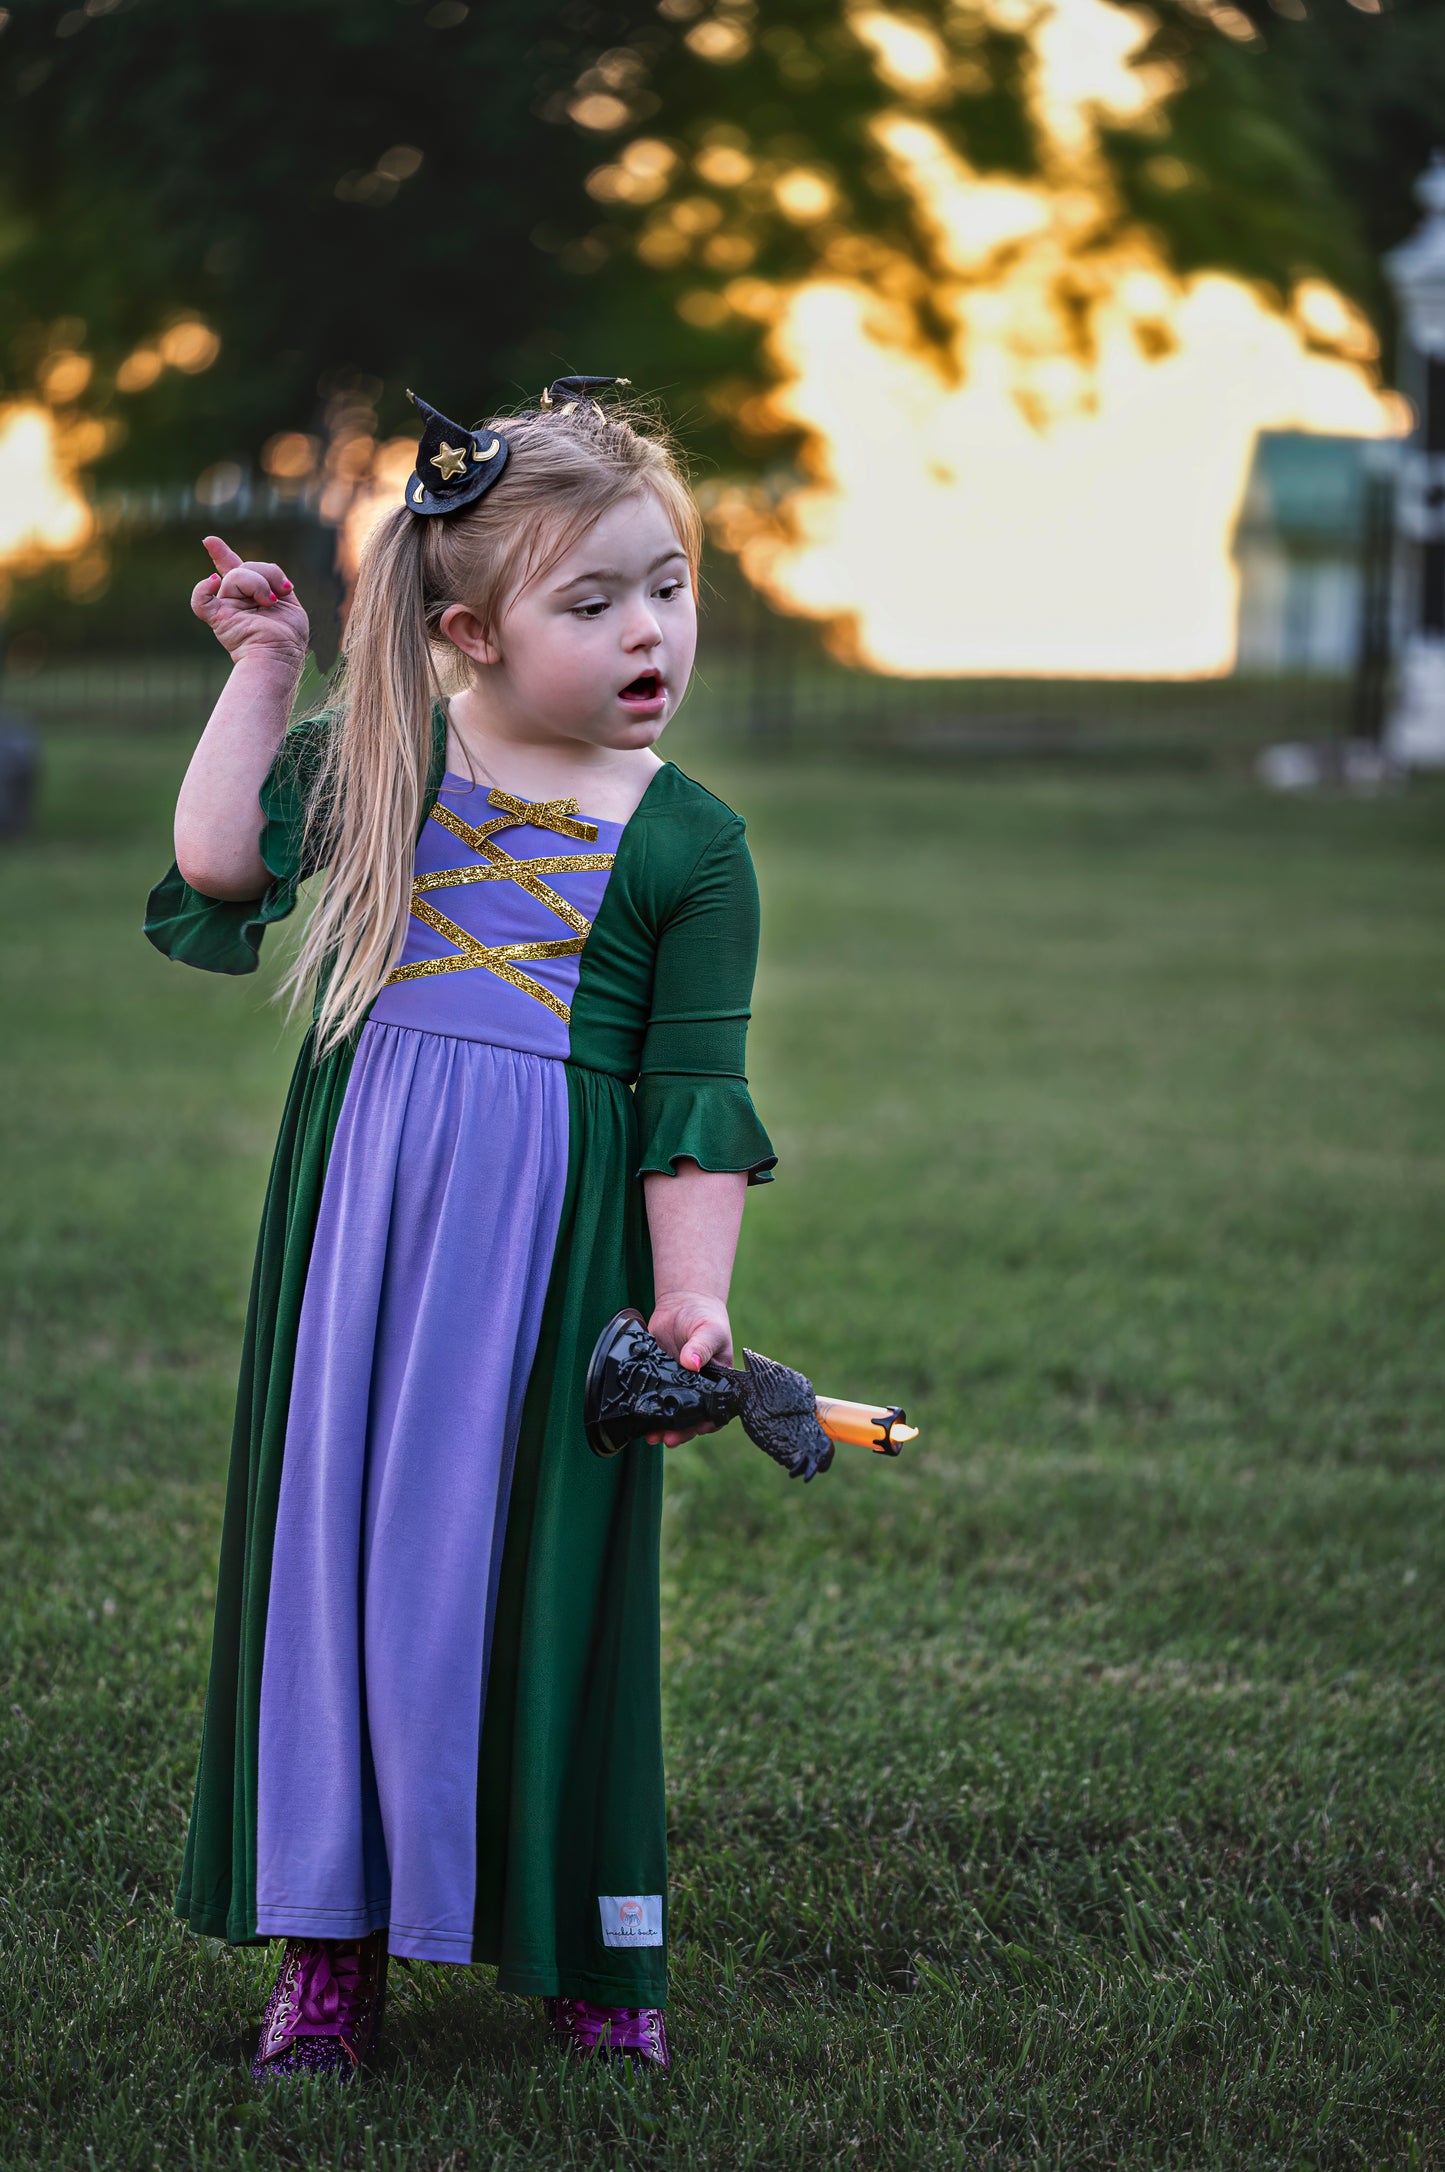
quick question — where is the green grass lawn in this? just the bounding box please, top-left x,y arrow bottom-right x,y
3,703 -> 1444,2170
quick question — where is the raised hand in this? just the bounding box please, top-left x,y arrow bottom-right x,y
644,1290 -> 735,1446
190,535 -> 309,664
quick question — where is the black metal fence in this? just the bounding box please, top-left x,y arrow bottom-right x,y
684,565 -> 1356,764
2,540 -> 1358,770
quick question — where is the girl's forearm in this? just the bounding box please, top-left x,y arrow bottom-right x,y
644,1163 -> 747,1305
174,650 -> 306,898
643,1162 -> 747,1395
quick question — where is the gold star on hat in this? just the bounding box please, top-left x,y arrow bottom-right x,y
429,440 -> 470,482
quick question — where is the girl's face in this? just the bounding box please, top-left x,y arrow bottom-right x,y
446,492 -> 697,750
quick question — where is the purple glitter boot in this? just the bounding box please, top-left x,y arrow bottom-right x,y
251,1931 -> 388,2083
545,1997 -> 671,2071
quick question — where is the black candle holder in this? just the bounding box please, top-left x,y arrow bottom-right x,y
583,1309 -> 837,1482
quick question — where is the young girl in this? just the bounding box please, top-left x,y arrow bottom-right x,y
145,380 -> 776,2082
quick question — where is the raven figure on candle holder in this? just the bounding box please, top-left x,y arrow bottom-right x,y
584,1310 -> 915,1479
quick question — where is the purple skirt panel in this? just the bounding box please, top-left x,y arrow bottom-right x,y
253,1019 -> 569,1963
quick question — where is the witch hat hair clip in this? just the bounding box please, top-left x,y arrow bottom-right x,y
540,373 -> 630,415
403,391 -> 510,516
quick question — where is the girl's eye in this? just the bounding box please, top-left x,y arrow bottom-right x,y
656,580 -> 683,602
571,600 -> 608,619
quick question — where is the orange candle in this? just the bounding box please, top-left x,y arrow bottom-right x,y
814,1396 -> 917,1454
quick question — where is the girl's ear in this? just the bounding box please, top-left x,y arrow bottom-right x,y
438,602 -> 500,667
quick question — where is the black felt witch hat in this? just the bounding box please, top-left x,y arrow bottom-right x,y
403,391 -> 509,516
403,377 -> 633,515
539,373 -> 630,413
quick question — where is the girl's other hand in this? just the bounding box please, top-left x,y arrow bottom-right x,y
645,1291 -> 734,1447
190,535 -> 309,664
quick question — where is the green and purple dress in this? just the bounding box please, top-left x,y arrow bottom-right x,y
144,705 -> 774,2008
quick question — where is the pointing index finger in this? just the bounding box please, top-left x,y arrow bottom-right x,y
202,534 -> 244,573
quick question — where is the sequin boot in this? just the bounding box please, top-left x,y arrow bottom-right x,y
251,1931 -> 388,2083
545,1996 -> 671,2071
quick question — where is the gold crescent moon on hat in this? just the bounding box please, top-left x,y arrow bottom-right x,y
472,436 -> 501,462
412,481 -> 425,504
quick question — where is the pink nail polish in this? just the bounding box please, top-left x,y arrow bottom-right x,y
281,580 -> 293,592
268,592 -> 279,603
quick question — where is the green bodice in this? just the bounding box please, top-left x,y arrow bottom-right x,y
143,705 -> 775,1181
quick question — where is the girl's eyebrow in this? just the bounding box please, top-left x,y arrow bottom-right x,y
553,548 -> 687,591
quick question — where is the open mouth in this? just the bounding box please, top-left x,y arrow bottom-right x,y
618,670 -> 665,706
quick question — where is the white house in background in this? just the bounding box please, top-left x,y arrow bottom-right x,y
1232,431 -> 1374,674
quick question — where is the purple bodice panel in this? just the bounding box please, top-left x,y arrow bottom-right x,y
367,772 -> 624,1055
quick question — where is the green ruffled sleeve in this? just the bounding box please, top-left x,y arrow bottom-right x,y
634,814 -> 777,1185
142,712 -> 330,976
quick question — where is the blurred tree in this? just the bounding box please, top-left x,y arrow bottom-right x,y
0,0 -> 1440,497
552,0 -> 1445,433
0,0 -> 671,482
0,0 -> 1036,483
1111,0 -> 1445,360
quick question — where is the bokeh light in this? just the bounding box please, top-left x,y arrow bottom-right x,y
0,403 -> 95,589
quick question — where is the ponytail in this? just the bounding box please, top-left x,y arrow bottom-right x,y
275,509 -> 440,1058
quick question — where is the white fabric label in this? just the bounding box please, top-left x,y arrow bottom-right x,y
598,1893 -> 664,1948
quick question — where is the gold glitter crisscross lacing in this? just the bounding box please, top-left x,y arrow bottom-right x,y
383,787 -> 614,1023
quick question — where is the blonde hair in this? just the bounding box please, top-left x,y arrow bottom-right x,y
278,397 -> 703,1059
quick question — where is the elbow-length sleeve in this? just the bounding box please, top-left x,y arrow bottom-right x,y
634,814 -> 777,1185
142,713 -> 326,976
